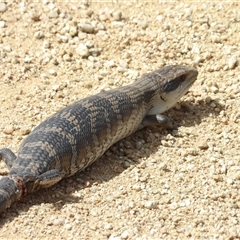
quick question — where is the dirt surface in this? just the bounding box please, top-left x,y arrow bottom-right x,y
0,1 -> 239,239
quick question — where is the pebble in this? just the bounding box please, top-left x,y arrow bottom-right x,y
198,142 -> 209,150
0,2 -> 7,12
121,230 -> 129,239
49,69 -> 57,76
211,86 -> 219,94
34,31 -> 44,39
112,11 -> 122,21
112,21 -> 124,27
3,126 -> 14,135
48,10 -> 58,18
228,55 -> 238,69
4,46 -> 12,52
159,163 -> 168,170
30,12 -> 41,22
109,236 -> 121,240
65,223 -> 72,230
53,218 -> 65,226
69,26 -> 78,37
76,43 -> 90,57
89,47 -> 101,56
226,178 -> 233,185
104,223 -> 113,230
210,102 -> 217,108
138,20 -> 148,29
205,96 -> 212,103
144,200 -> 158,209
79,23 -> 95,33
135,141 -> 143,150
63,54 -> 71,62
104,60 -> 115,68
85,40 -> 94,48
24,57 -> 32,63
0,21 -> 6,28
21,128 -> 31,135
43,40 -> 51,49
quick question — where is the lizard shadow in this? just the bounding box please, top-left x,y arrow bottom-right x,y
0,97 -> 223,223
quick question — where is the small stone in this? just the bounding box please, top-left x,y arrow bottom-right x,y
205,96 -> 212,103
138,20 -> 148,29
179,199 -> 191,207
43,40 -> 51,49
112,21 -> 124,27
211,35 -> 221,43
144,200 -> 158,209
104,223 -> 113,230
135,141 -> 143,150
24,57 -> 32,63
65,223 -> 72,230
48,10 -> 58,18
211,86 -> 219,94
80,23 -> 94,33
4,46 -> 12,52
112,11 -> 122,21
3,126 -> 14,135
104,60 -> 115,67
63,54 -> 71,62
161,140 -> 170,147
0,3 -> 7,13
210,102 -> 217,108
42,57 -> 50,64
186,21 -> 192,27
89,48 -> 101,57
69,26 -> 78,37
0,21 -> 6,28
97,23 -> 106,31
76,43 -> 89,57
159,163 -> 168,170
109,236 -> 121,240
12,58 -> 20,64
21,66 -> 28,73
226,178 -> 233,185
198,142 -> 209,150
132,184 -> 141,191
85,40 -> 94,48
53,218 -> 65,226
212,175 -> 223,182
21,128 -> 31,135
40,73 -> 48,79
49,69 -> 57,76
51,58 -> 59,65
31,12 -> 41,21
121,230 -> 129,239
228,56 -> 238,69
34,31 -> 44,39
52,85 -> 60,91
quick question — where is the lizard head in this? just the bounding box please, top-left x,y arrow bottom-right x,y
148,65 -> 198,114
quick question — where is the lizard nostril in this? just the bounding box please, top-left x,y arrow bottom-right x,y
160,96 -> 166,101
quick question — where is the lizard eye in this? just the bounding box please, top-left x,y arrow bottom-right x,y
162,75 -> 186,92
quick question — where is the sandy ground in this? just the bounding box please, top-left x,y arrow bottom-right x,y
0,1 -> 239,239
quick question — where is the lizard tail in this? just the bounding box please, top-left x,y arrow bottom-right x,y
0,176 -> 24,213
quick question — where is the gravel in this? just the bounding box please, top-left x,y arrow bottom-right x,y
0,1 -> 240,239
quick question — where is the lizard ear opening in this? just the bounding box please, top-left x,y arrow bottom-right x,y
161,75 -> 187,92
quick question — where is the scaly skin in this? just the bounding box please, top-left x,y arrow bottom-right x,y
0,65 -> 198,213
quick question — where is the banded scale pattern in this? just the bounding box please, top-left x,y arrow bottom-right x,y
0,65 -> 198,213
